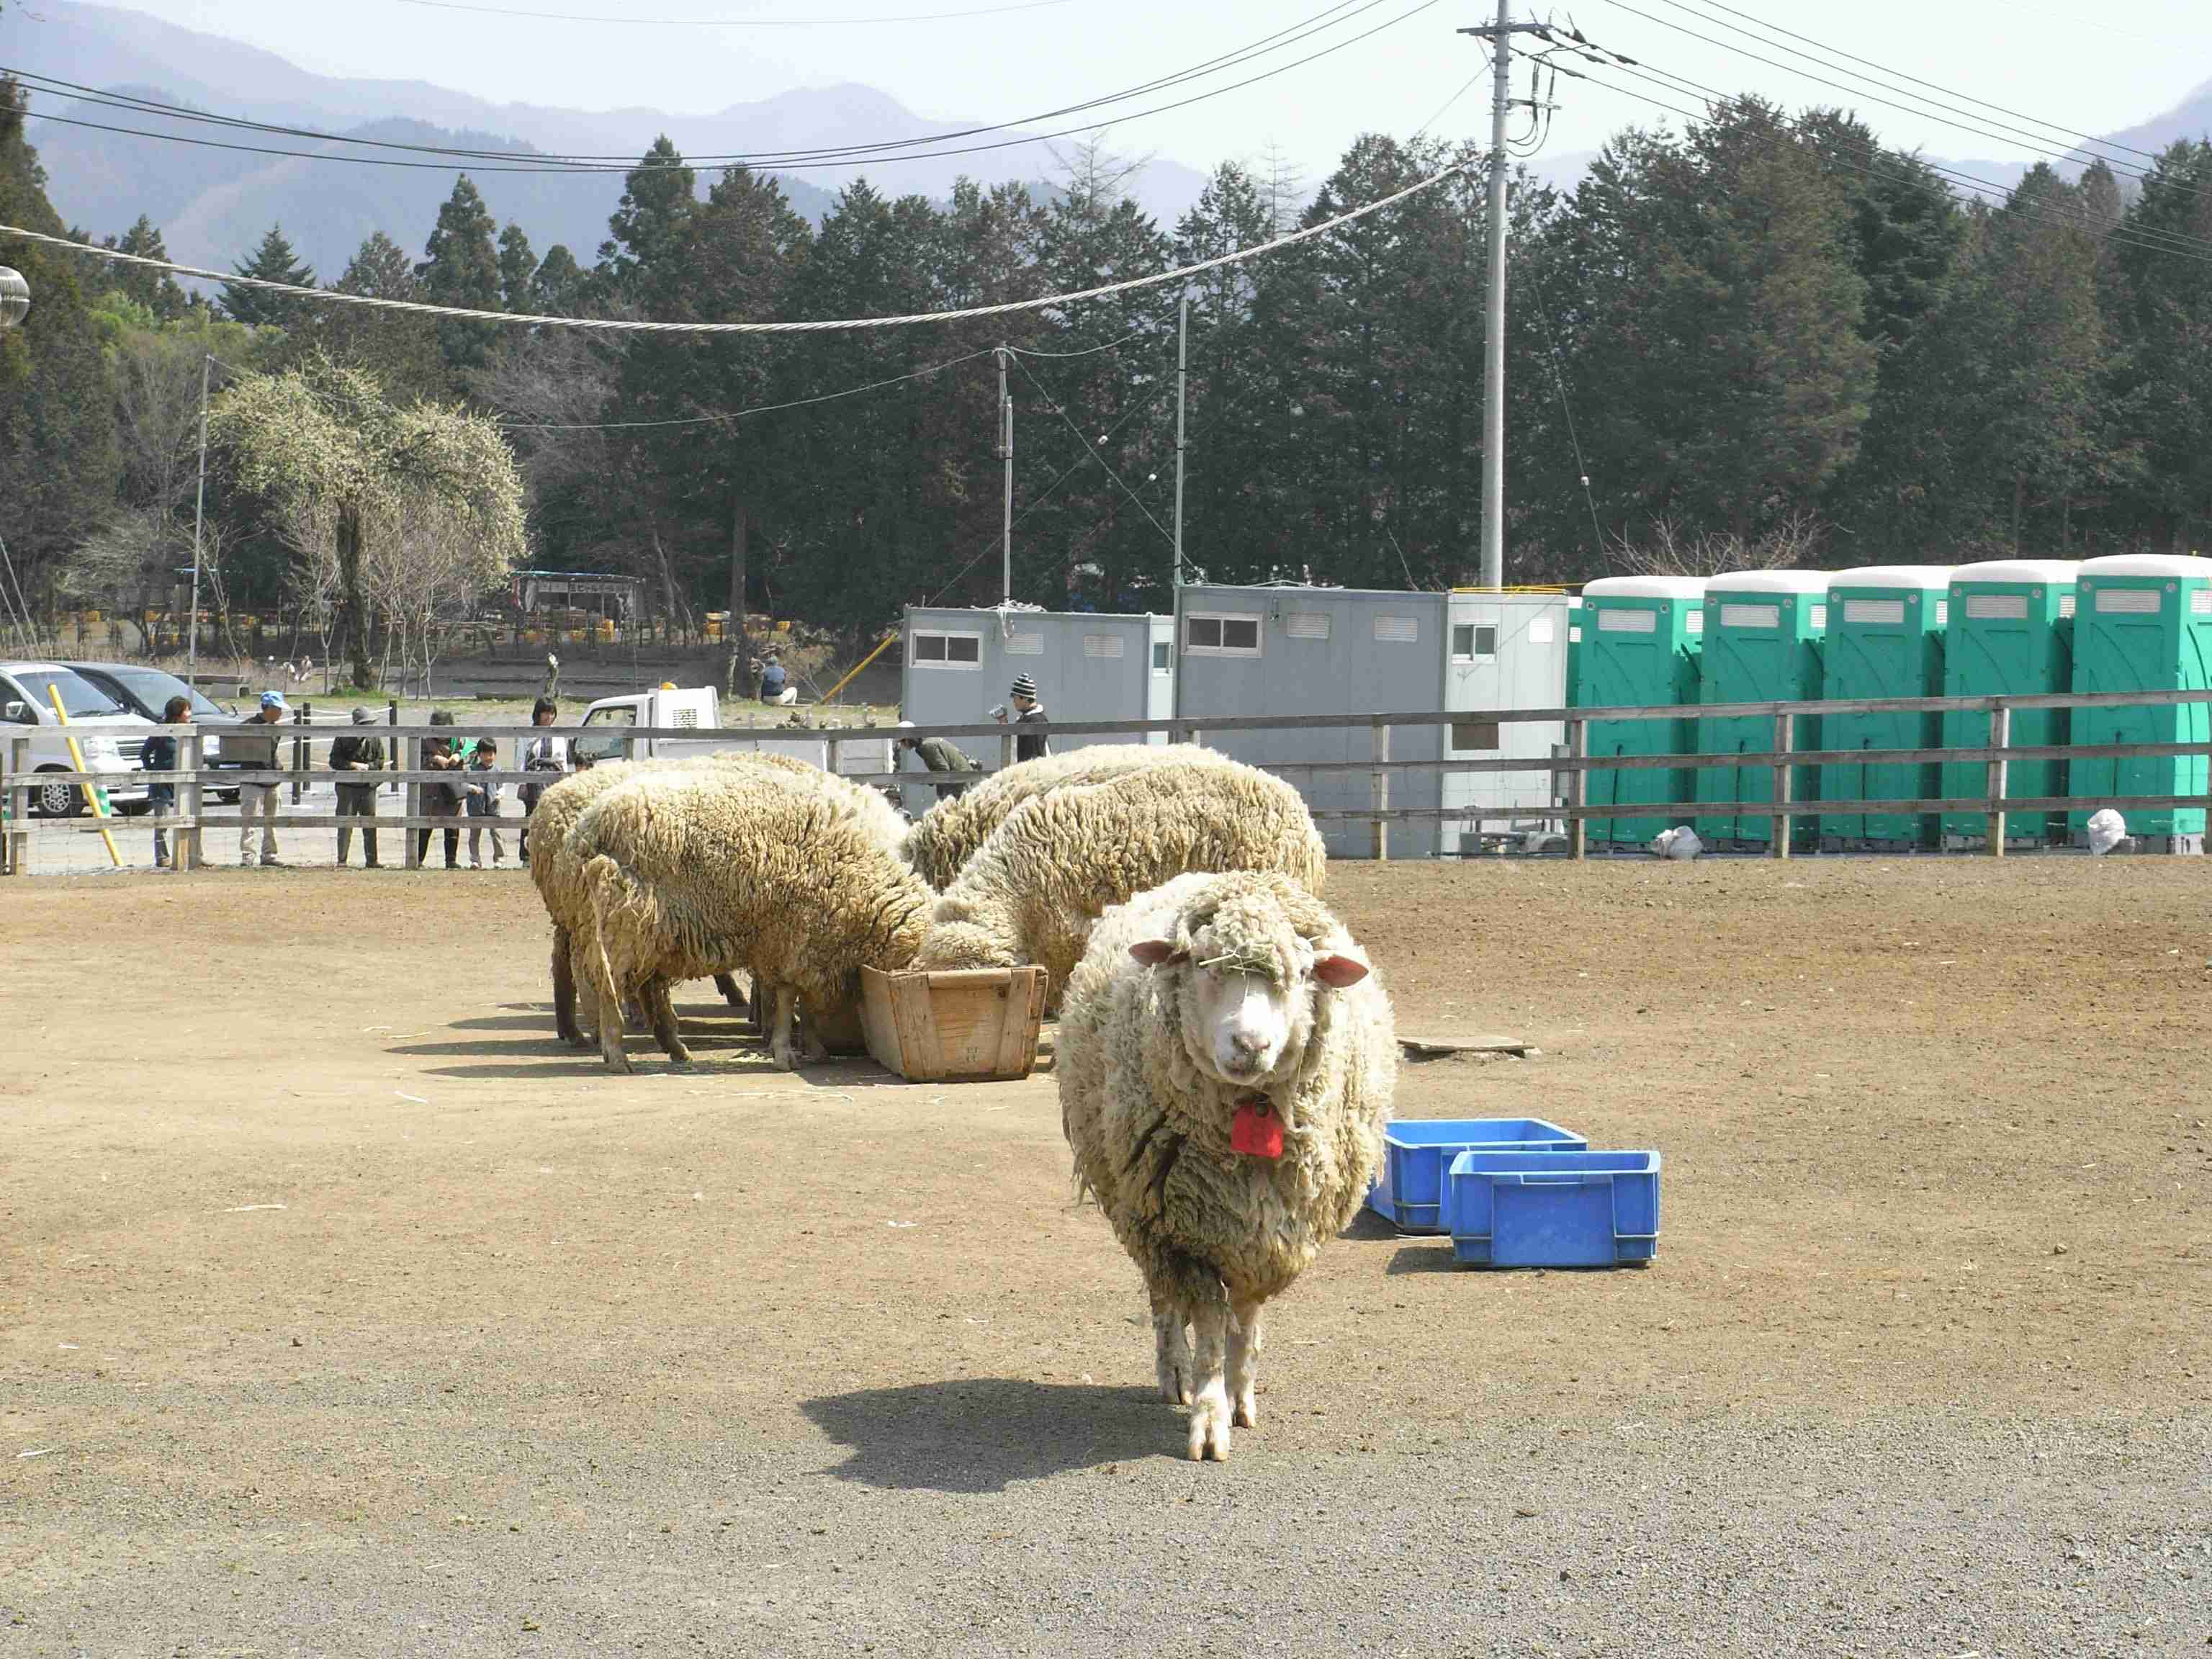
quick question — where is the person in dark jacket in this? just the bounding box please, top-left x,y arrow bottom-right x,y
517,696 -> 565,866
759,652 -> 795,706
1007,673 -> 1050,763
416,709 -> 466,870
329,706 -> 385,869
142,695 -> 190,870
896,722 -> 981,801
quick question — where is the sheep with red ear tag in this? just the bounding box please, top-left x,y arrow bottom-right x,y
1056,870 -> 1397,1462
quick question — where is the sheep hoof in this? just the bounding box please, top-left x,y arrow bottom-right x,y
1233,1390 -> 1258,1430
1156,1354 -> 1190,1407
1187,1385 -> 1232,1462
770,1042 -> 799,1073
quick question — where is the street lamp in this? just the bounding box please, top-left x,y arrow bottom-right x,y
0,266 -> 27,330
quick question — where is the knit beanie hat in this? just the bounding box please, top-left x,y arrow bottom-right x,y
1010,673 -> 1038,701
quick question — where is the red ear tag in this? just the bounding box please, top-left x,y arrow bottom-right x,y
1231,1096 -> 1284,1160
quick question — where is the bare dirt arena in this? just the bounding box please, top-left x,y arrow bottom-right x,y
4,858 -> 2208,1657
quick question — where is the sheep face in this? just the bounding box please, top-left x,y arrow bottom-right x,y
1128,887 -> 1370,1100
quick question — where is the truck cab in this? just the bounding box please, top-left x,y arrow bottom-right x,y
572,685 -> 721,767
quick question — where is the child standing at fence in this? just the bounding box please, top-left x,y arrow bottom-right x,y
142,696 -> 190,870
464,738 -> 507,868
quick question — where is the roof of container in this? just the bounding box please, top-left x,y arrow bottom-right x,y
1948,559 -> 2080,585
1827,564 -> 1954,590
1703,570 -> 1833,596
1182,583 -> 1442,603
1581,575 -> 1707,600
2077,554 -> 2212,580
908,606 -> 1161,621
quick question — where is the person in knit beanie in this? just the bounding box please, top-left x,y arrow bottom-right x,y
1008,673 -> 1049,763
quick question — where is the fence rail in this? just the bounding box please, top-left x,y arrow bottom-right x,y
6,682 -> 2207,873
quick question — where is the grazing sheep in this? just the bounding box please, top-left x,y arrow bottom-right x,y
912,759 -> 1328,999
529,750 -> 842,1046
575,766 -> 933,1072
901,742 -> 1243,890
1056,871 -> 1395,1462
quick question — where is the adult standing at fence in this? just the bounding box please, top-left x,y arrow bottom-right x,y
518,696 -> 565,867
416,709 -> 467,871
896,721 -> 981,801
142,696 -> 190,871
230,691 -> 289,868
330,706 -> 385,869
1008,674 -> 1051,763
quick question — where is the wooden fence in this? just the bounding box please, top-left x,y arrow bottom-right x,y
5,685 -> 2208,873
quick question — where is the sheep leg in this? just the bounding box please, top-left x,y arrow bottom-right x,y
1184,1300 -> 1233,1463
768,984 -> 801,1072
714,971 -> 747,1013
1227,1297 -> 1265,1429
645,978 -> 691,1064
1148,1282 -> 1192,1406
569,936 -> 602,1046
551,924 -> 579,1046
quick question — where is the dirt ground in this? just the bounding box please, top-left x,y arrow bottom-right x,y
4,858 -> 2208,1657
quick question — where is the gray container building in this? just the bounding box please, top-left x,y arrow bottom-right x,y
1171,584 -> 1575,859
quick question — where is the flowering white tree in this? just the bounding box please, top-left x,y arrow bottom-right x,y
211,356 -> 526,688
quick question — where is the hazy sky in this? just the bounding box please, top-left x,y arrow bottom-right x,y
75,0 -> 2212,183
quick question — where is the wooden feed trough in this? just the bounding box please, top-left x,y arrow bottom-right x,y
859,965 -> 1049,1082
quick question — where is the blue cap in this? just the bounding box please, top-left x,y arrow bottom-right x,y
260,691 -> 289,711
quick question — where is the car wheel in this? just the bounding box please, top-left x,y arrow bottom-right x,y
34,771 -> 82,817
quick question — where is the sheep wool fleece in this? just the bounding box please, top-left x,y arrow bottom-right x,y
914,759 -> 1328,997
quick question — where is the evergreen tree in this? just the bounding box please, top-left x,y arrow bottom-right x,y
531,243 -> 585,313
497,222 -> 538,312
220,223 -> 315,328
0,76 -> 118,572
2107,140 -> 2212,552
302,230 -> 446,403
104,215 -> 188,320
598,137 -> 697,300
417,175 -> 502,387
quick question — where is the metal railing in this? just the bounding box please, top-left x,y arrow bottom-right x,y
4,685 -> 2208,872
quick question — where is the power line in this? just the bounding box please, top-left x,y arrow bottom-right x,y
389,0 -> 1078,22
1010,353 -> 1177,547
1,0 -> 1399,171
0,158 -> 1465,332
501,345 -> 1002,430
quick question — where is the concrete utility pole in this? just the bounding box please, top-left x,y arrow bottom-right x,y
186,352 -> 210,685
995,344 -> 1015,605
1172,289 -> 1190,592
1460,1 -> 1550,590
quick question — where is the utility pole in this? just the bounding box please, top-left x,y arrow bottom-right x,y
1172,289 -> 1190,592
1460,1 -> 1549,590
995,344 -> 1014,605
186,351 -> 210,685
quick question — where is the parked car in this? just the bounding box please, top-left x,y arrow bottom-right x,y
0,662 -> 153,817
63,662 -> 246,802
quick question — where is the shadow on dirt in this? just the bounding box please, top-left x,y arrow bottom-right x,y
802,1377 -> 1179,1491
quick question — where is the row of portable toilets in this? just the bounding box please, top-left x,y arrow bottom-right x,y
1573,554 -> 2212,853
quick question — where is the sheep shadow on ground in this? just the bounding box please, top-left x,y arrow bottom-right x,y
802,1378 -> 1179,1492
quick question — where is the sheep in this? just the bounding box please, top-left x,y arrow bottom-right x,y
1649,825 -> 1702,860
573,765 -> 933,1072
1056,870 -> 1395,1462
900,742 -> 1246,890
530,750 -> 868,1046
911,759 -> 1328,1001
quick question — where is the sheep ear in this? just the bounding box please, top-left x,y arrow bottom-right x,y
1128,939 -> 1185,968
1312,953 -> 1369,989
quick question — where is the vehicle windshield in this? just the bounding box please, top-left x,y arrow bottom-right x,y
104,667 -> 228,720
7,667 -> 128,719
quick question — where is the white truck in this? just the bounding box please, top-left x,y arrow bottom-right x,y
572,685 -> 896,785
0,661 -> 153,817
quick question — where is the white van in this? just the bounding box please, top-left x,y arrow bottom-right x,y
570,684 -> 894,784
0,662 -> 153,817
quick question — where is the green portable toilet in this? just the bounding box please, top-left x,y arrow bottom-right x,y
1819,565 -> 1952,849
1694,570 -> 1829,848
1575,576 -> 1705,850
2068,553 -> 2212,848
1940,559 -> 2078,848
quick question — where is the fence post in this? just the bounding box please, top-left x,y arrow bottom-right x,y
1566,717 -> 1588,861
1771,711 -> 1794,860
1985,702 -> 2010,858
179,729 -> 204,872
403,732 -> 422,871
3,733 -> 23,875
1000,731 -> 1015,773
291,701 -> 307,804
824,733 -> 842,781
1370,718 -> 1390,862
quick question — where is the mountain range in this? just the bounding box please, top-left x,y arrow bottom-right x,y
0,0 -> 1213,284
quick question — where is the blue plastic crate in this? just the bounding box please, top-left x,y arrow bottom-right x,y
1447,1149 -> 1661,1267
1365,1118 -> 1588,1233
